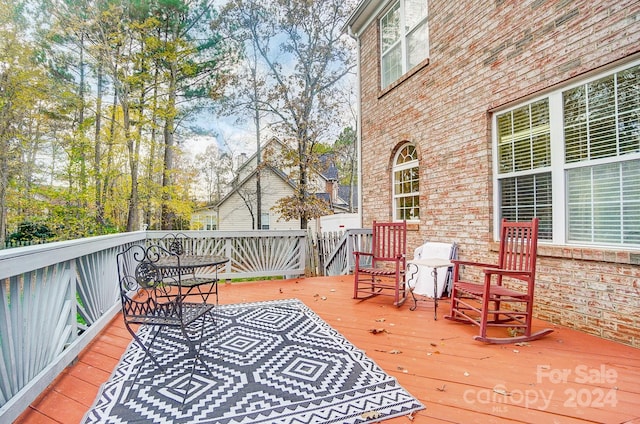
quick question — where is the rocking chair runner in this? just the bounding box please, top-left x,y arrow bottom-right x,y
445,218 -> 553,344
353,221 -> 407,306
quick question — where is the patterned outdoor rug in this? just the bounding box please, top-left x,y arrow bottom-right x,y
83,298 -> 424,423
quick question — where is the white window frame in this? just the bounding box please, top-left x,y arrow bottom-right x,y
392,143 -> 420,222
260,212 -> 270,230
380,0 -> 429,89
492,59 -> 640,248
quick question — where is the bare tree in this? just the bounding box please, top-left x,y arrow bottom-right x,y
217,0 -> 357,229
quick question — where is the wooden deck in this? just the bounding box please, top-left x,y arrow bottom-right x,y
15,276 -> 640,424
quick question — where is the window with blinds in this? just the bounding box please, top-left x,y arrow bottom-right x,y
564,64 -> 640,245
393,144 -> 419,221
494,61 -> 640,247
496,100 -> 553,240
261,212 -> 270,230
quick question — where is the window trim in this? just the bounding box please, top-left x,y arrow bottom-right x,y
492,59 -> 640,248
260,211 -> 270,230
379,0 -> 429,90
392,143 -> 420,222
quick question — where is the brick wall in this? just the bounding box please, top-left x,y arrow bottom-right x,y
356,0 -> 640,347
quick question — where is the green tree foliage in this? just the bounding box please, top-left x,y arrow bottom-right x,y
8,221 -> 54,242
333,126 -> 357,211
0,0 -> 235,244
0,0 -> 69,244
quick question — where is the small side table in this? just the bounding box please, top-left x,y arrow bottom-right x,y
406,258 -> 452,320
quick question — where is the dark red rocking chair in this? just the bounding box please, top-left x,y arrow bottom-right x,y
445,218 -> 553,344
353,221 -> 407,306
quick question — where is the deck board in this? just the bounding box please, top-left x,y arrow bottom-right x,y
15,276 -> 640,424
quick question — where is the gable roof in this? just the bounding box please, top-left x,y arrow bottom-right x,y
233,137 -> 288,180
215,163 -> 296,209
216,137 -> 332,208
214,136 -> 358,212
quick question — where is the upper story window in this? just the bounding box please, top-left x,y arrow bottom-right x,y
261,212 -> 270,230
494,61 -> 640,247
393,144 -> 420,221
380,0 -> 429,89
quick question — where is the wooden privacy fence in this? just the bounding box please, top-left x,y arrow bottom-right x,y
308,229 -> 372,277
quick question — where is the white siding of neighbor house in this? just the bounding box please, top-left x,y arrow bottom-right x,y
190,208 -> 217,230
218,169 -> 303,231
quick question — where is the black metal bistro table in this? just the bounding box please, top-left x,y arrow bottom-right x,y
156,254 -> 229,304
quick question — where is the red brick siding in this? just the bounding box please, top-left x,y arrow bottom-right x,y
356,0 -> 640,347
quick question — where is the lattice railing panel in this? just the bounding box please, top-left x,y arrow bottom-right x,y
0,263 -> 75,404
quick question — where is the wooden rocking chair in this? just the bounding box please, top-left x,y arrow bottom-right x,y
353,221 -> 407,306
445,218 -> 553,344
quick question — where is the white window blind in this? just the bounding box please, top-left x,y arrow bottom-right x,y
564,64 -> 640,245
494,61 -> 640,247
496,100 -> 553,239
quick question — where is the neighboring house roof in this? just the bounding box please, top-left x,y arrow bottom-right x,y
338,184 -> 358,209
230,137 -> 292,183
192,205 -> 216,213
215,136 -> 356,213
324,163 -> 339,181
215,163 -> 296,208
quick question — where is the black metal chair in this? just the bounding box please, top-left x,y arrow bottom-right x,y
116,244 -> 215,404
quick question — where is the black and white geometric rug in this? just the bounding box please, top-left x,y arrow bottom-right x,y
83,298 -> 424,423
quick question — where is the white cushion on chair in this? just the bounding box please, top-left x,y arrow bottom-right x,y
407,242 -> 455,298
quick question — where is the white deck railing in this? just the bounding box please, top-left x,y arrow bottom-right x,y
0,230 -> 306,423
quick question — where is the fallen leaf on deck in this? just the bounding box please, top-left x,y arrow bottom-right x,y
375,318 -> 386,322
430,342 -> 437,347
388,349 -> 402,354
436,384 -> 446,392
361,411 -> 381,419
330,289 -> 336,292
369,328 -> 387,334
513,349 -> 520,353
493,387 -> 511,396
463,371 -> 470,377
320,296 -> 327,300
514,342 -> 530,347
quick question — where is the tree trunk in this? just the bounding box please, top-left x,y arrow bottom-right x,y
94,62 -> 104,225
161,59 -> 177,230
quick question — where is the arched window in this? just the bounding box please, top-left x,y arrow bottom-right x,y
393,144 -> 419,221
